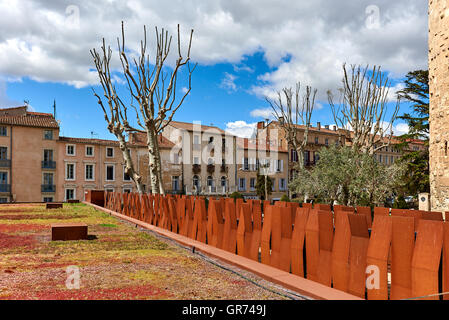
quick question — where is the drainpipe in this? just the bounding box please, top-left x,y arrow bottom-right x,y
9,126 -> 12,202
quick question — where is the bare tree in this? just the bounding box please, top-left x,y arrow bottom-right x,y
91,22 -> 195,195
267,82 -> 317,170
327,64 -> 400,155
91,39 -> 144,194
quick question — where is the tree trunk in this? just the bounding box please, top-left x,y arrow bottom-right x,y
146,128 -> 160,194
116,133 -> 144,194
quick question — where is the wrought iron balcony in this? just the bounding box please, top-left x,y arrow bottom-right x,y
41,184 -> 56,193
0,159 -> 11,168
0,184 -> 10,193
220,165 -> 228,173
42,160 -> 56,169
192,164 -> 201,174
207,164 -> 215,174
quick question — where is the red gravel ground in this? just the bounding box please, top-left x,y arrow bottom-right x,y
0,203 -> 290,300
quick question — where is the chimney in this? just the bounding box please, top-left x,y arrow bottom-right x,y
257,121 -> 265,130
325,125 -> 330,130
333,126 -> 337,131
317,122 -> 321,130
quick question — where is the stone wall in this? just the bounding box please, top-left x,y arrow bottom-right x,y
429,0 -> 449,211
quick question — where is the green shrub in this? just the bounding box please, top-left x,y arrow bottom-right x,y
280,194 -> 290,202
229,192 -> 244,201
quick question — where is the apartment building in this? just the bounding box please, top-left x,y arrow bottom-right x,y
161,121 -> 237,196
236,137 -> 289,200
0,106 -> 59,203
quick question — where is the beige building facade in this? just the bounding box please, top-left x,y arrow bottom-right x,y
429,0 -> 449,211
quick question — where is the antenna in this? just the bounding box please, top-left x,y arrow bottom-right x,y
53,100 -> 56,119
90,131 -> 99,139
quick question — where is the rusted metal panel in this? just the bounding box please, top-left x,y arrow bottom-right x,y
411,220 -> 443,300
315,204 -> 331,211
347,213 -> 370,299
390,216 -> 415,300
305,209 -> 319,282
236,203 -> 253,259
249,202 -> 262,261
291,207 -> 309,277
356,206 -> 373,228
316,210 -> 334,286
270,206 -> 282,269
443,222 -> 449,300
222,200 -> 238,254
261,205 -> 273,266
366,215 -> 392,300
374,207 -> 389,217
279,206 -> 293,272
331,210 -> 351,292
302,203 -> 313,210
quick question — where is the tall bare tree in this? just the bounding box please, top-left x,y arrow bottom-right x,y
91,22 -> 195,194
267,82 -> 317,170
327,64 -> 400,155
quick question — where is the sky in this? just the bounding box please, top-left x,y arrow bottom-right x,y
0,0 -> 428,139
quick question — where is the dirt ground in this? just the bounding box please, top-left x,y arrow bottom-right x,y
0,203 -> 297,300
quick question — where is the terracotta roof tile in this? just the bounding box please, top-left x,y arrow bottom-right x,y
0,106 -> 59,129
168,121 -> 226,134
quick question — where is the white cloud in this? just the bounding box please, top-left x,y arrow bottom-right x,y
0,0 -> 427,94
220,72 -> 238,92
393,122 -> 409,136
225,120 -> 257,138
0,79 -> 20,108
250,108 -> 273,119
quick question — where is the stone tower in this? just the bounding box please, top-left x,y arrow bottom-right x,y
429,0 -> 449,211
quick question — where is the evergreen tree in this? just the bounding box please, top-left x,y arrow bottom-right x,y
396,70 -> 430,194
255,172 -> 272,200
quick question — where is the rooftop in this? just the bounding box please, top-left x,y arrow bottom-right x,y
0,106 -> 59,129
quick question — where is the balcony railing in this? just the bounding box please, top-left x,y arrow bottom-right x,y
220,165 -> 228,173
42,160 -> 56,169
0,184 -> 10,193
192,164 -> 201,174
41,184 -> 56,193
0,159 -> 11,168
207,164 -> 215,174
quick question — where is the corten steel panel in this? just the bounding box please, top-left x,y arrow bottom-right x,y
210,200 -> 225,249
269,206 -> 282,269
443,223 -> 449,300
122,193 -> 129,216
51,223 -> 88,241
390,216 -> 415,300
146,194 -> 154,225
141,195 -> 148,223
347,213 -> 370,299
236,198 -> 244,219
193,198 -> 207,243
154,195 -> 160,226
411,220 -> 443,300
316,211 -> 334,287
291,208 -> 309,277
86,190 -> 105,207
249,202 -> 262,261
222,200 -> 238,254
356,206 -> 373,228
176,198 -> 186,233
261,205 -> 273,266
181,197 -> 194,237
247,199 -> 253,213
207,200 -> 215,244
334,205 -> 354,213
390,209 -> 408,217
331,210 -> 351,292
279,206 -> 293,272
305,209 -> 320,282
374,207 -> 390,217
302,203 -> 313,210
158,197 -> 168,229
366,215 -> 392,300
420,211 -> 444,222
237,204 -> 253,259
168,198 -> 178,233
315,204 -> 331,211
46,203 -> 63,209
263,200 -> 270,215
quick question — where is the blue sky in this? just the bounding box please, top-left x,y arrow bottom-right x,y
0,0 -> 428,139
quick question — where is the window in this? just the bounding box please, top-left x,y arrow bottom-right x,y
43,197 -> 53,203
291,149 -> 298,162
123,166 -> 131,181
86,146 -> 94,157
43,149 -> 53,161
106,165 -> 115,181
239,178 -> 246,191
85,164 -> 94,181
44,130 -> 53,140
172,176 -> 180,191
123,188 -> 132,193
0,172 -> 8,184
243,158 -> 249,170
106,189 -> 114,193
208,136 -> 214,144
325,138 -> 329,146
250,178 -> 256,190
0,147 -> 7,160
43,172 -> 54,185
276,160 -> 283,172
66,163 -> 75,180
279,178 -> 286,191
221,176 -> 227,187
193,175 -> 200,191
193,135 -> 200,145
0,126 -> 7,136
193,157 -> 200,165
106,147 -> 114,158
315,137 -> 319,144
391,156 -> 394,164
0,198 -> 8,203
271,178 -> 276,191
65,189 -> 75,201
66,144 -> 75,156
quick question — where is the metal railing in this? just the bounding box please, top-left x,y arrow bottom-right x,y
0,159 -> 11,168
42,160 -> 56,169
0,184 -> 10,193
41,184 -> 56,193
